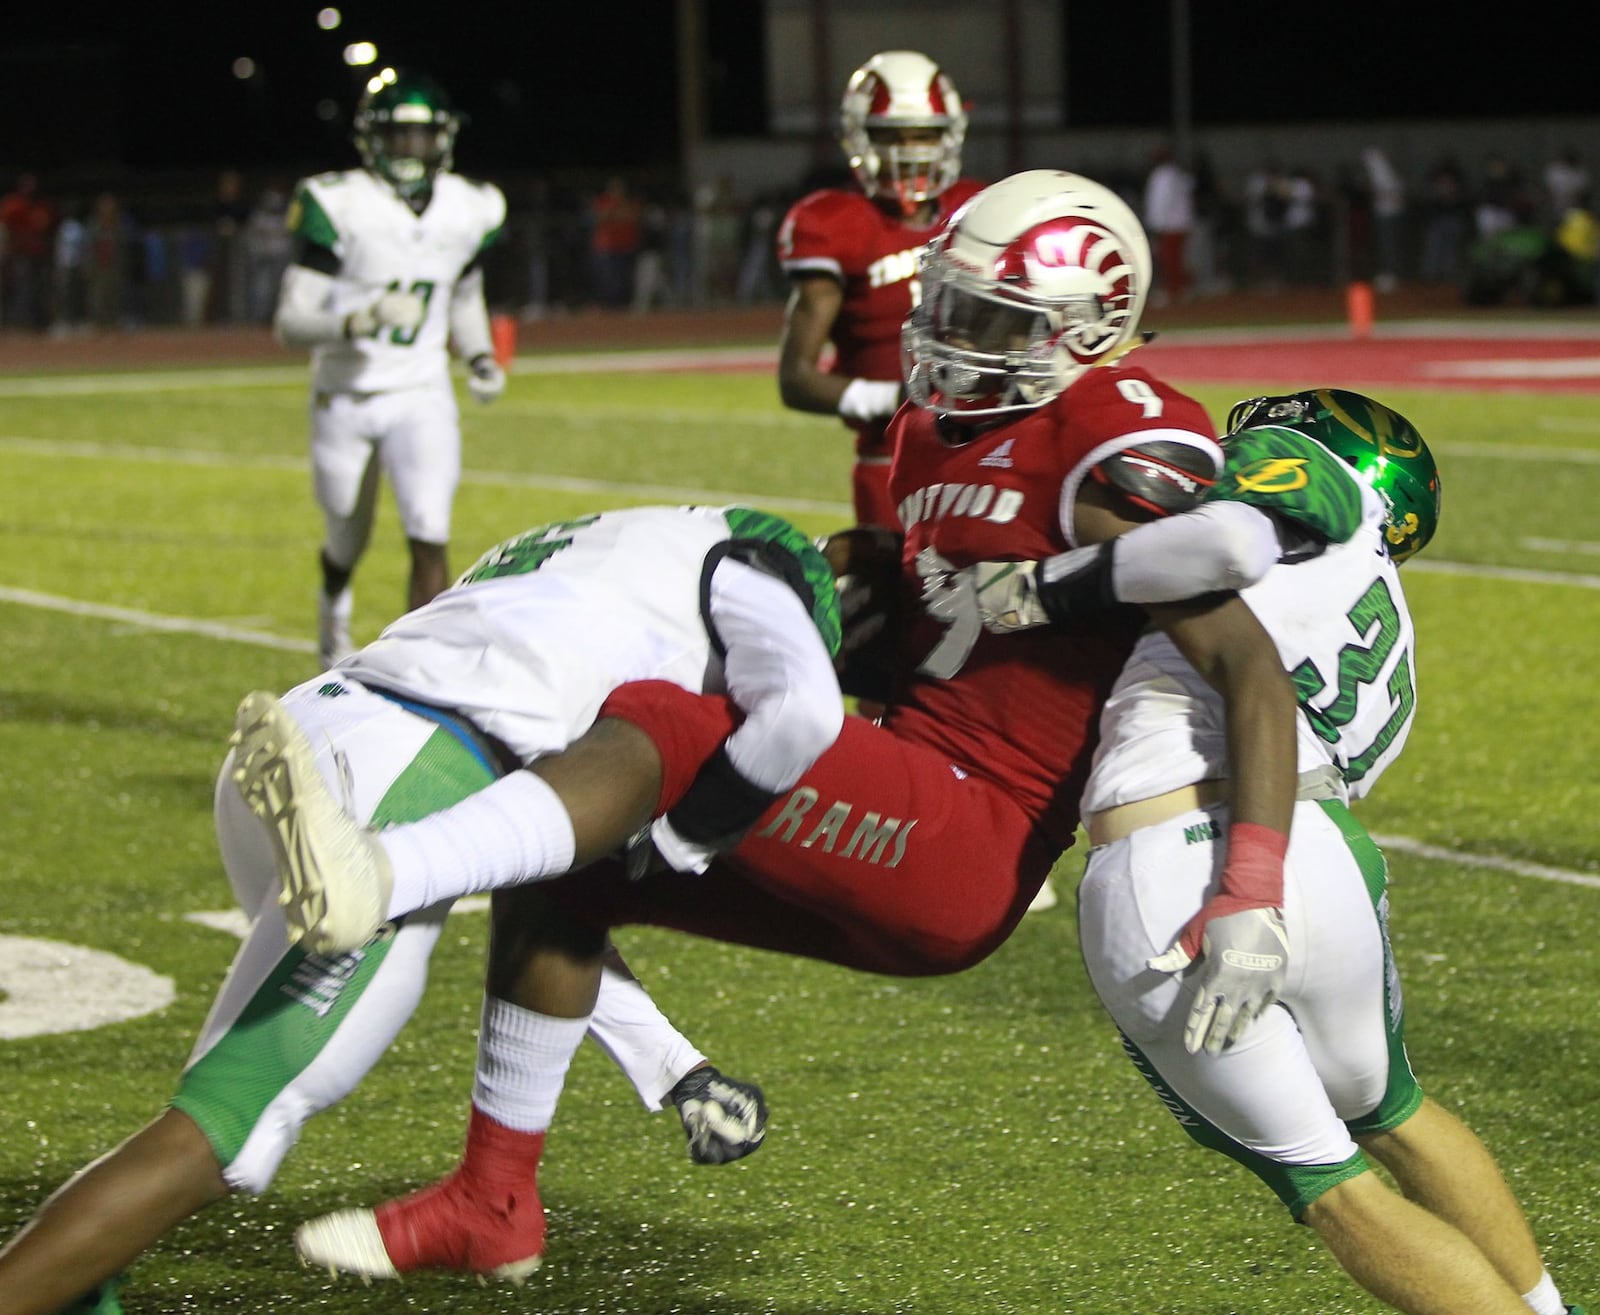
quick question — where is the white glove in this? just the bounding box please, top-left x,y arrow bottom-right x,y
643,814 -> 718,875
1149,906 -> 1289,1057
837,378 -> 901,423
467,353 -> 506,404
965,560 -> 1051,633
345,290 -> 426,338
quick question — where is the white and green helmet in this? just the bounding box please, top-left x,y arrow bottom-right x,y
353,70 -> 463,199
1227,388 -> 1442,563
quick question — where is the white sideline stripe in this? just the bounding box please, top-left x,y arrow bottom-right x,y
1521,537 -> 1600,556
1371,834 -> 1600,890
0,587 -> 317,652
1406,559 -> 1600,590
0,436 -> 853,518
1538,415 -> 1600,433
1444,441 -> 1600,465
0,348 -> 775,398
1423,357 -> 1600,380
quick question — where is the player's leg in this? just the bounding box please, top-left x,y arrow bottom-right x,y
0,690 -> 471,1313
379,385 -> 458,613
310,395 -> 382,667
1357,1100 -> 1568,1314
0,1109 -> 227,1315
295,881 -> 604,1281
1078,800 -> 1534,1313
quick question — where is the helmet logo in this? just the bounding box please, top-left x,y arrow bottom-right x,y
1234,457 -> 1310,494
1386,513 -> 1420,550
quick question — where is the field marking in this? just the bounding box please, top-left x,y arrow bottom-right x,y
1538,415 -> 1600,433
0,587 -> 317,653
1372,835 -> 1600,889
1406,559 -> 1600,590
1521,537 -> 1600,556
0,437 -> 854,518
1445,441 -> 1600,465
0,348 -> 776,398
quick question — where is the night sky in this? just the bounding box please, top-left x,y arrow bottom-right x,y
3,2 -> 1590,182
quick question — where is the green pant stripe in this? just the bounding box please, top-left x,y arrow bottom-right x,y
174,722 -> 497,1167
1316,799 -> 1425,1137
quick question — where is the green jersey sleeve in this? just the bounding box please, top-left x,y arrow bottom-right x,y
1205,425 -> 1364,545
287,183 -> 340,255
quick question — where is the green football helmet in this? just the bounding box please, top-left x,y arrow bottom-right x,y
1227,388 -> 1442,563
353,71 -> 462,199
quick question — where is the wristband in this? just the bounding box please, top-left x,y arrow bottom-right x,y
666,744 -> 782,845
1033,542 -> 1118,623
1218,821 -> 1289,905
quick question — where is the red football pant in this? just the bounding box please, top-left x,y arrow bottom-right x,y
564,682 -> 1058,977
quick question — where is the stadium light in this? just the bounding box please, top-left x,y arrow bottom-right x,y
342,41 -> 378,67
232,57 -> 257,80
317,8 -> 342,29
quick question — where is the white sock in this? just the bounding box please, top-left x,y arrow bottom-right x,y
1522,1270 -> 1566,1315
378,770 -> 577,918
585,965 -> 707,1112
472,996 -> 590,1133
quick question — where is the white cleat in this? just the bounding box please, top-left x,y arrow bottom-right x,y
230,690 -> 394,955
295,1208 -> 399,1281
1025,876 -> 1059,914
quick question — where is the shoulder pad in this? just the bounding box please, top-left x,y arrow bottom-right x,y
286,183 -> 340,251
1208,425 -> 1365,545
1095,439 -> 1219,516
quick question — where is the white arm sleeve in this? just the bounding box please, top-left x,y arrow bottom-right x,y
449,264 -> 495,362
706,558 -> 845,792
272,263 -> 346,347
1110,500 -> 1283,603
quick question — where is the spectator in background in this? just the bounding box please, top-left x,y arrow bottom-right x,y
698,175 -> 742,305
1244,159 -> 1288,291
1143,144 -> 1194,305
1281,165 -> 1321,284
1543,148 -> 1589,223
178,222 -> 215,328
85,191 -> 129,331
0,172 -> 57,330
49,200 -> 87,338
1419,155 -> 1472,285
631,189 -> 671,314
245,184 -> 292,323
1361,146 -> 1406,292
1474,154 -> 1522,239
211,168 -> 251,323
588,175 -> 641,310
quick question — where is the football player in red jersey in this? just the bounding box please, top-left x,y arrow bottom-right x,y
776,50 -> 984,529
250,171 -> 1300,1283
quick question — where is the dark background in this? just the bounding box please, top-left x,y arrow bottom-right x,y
1,2 -> 1588,177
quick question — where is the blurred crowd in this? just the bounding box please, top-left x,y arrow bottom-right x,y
2,144 -> 1595,336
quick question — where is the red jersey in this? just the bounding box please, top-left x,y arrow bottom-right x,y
776,181 -> 983,456
883,364 -> 1220,849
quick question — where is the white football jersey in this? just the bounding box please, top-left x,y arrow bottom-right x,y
1083,477 -> 1417,812
339,506 -> 830,764
287,169 -> 505,394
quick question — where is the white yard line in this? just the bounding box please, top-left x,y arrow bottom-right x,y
1371,835 -> 1600,889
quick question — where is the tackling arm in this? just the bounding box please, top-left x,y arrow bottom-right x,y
647,558 -> 845,872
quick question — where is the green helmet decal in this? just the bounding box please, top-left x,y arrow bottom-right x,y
353,71 -> 462,199
1226,388 -> 1442,563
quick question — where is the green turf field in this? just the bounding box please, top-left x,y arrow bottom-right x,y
2,358 -> 1597,1313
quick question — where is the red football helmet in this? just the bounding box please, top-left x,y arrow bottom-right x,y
839,51 -> 967,215
903,170 -> 1152,417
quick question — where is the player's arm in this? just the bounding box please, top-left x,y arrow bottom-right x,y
974,426 -> 1365,630
779,273 -> 903,423
450,261 -> 505,403
1146,593 -> 1298,1056
645,556 -> 845,874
